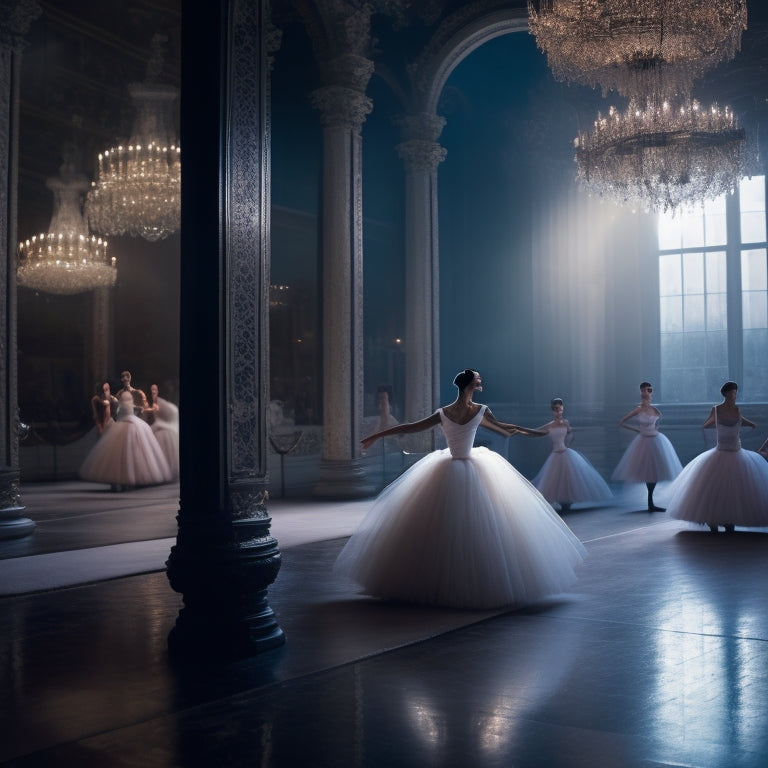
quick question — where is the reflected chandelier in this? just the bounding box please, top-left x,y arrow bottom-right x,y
18,161 -> 115,295
574,98 -> 746,212
528,0 -> 748,98
86,35 -> 180,242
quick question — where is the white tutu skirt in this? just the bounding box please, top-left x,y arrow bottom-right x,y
334,447 -> 587,609
667,448 -> 768,527
152,425 -> 180,479
80,416 -> 172,487
612,433 -> 682,483
533,449 -> 613,505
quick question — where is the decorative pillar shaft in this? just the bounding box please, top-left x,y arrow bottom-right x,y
395,113 -> 446,448
90,286 -> 112,384
310,66 -> 376,497
0,0 -> 40,540
166,0 -> 283,657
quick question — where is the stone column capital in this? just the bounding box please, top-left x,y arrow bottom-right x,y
396,138 -> 447,174
310,83 -> 373,131
393,112 -> 446,143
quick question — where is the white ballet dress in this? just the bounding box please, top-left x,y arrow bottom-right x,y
667,420 -> 768,528
151,397 -> 180,480
532,424 -> 613,505
80,396 -> 173,487
612,411 -> 682,483
334,405 -> 587,609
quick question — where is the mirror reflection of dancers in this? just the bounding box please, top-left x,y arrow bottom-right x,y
79,388 -> 172,491
612,382 -> 682,511
334,369 -> 586,610
532,398 -> 612,512
91,381 -> 118,436
667,381 -> 768,533
145,383 -> 180,480
116,370 -> 149,412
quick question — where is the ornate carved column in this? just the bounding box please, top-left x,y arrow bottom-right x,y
310,55 -> 376,497
0,0 -> 40,540
395,113 -> 446,449
165,0 -> 284,656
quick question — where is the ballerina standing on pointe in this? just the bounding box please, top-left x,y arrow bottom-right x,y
334,369 -> 587,610
667,381 -> 768,533
532,397 -> 613,512
612,381 -> 683,511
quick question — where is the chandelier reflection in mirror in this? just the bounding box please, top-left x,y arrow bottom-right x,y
574,99 -> 746,213
528,0 -> 747,99
86,35 -> 180,242
18,160 -> 116,295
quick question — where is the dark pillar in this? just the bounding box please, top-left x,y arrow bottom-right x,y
166,0 -> 284,656
0,0 -> 40,541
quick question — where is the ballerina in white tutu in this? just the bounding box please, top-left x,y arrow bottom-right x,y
145,383 -> 180,480
80,388 -> 172,490
334,370 -> 587,610
612,381 -> 682,511
667,381 -> 768,533
532,397 -> 612,512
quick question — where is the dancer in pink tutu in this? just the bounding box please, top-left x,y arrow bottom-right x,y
80,388 -> 172,490
612,382 -> 682,511
335,369 -> 586,610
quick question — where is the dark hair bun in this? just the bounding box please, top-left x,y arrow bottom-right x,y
453,369 -> 476,390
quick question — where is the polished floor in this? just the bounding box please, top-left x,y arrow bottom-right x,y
2,479 -> 768,767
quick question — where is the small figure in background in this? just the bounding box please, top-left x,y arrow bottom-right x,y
116,370 -> 148,413
532,397 -> 612,512
91,381 -> 118,436
146,383 -> 180,480
612,381 -> 682,511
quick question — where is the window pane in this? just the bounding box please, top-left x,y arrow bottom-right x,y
659,253 -> 682,296
660,296 -> 682,333
741,249 -> 767,291
740,176 -> 766,243
743,292 -> 767,330
683,252 -> 704,294
681,208 -> 705,248
706,293 -> 727,330
743,328 -> 768,402
704,196 -> 727,246
705,251 -> 727,293
683,295 -> 705,331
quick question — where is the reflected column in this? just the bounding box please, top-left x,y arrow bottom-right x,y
166,0 -> 283,656
395,113 -> 446,450
310,58 -> 376,497
0,1 -> 40,540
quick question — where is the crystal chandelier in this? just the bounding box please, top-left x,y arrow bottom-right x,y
18,159 -> 116,295
86,35 -> 180,242
528,0 -> 748,98
574,98 -> 746,212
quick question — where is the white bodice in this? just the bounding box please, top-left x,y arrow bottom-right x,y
715,420 -> 741,452
438,405 -> 486,459
636,410 -> 660,436
547,424 -> 568,452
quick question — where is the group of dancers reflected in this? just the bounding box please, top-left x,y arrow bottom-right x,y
79,370 -> 180,491
335,370 -> 768,611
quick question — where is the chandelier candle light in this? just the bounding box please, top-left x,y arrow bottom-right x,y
86,36 -> 180,242
17,162 -> 116,295
528,0 -> 748,99
574,98 -> 746,212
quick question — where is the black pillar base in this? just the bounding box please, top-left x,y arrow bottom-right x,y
314,458 -> 377,499
0,504 -> 35,540
166,517 -> 284,659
